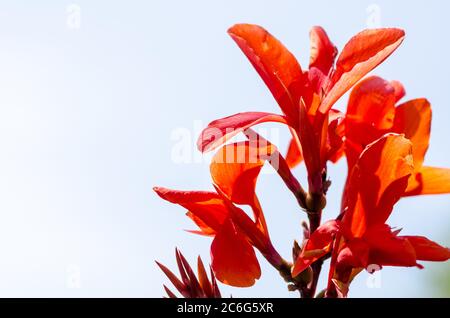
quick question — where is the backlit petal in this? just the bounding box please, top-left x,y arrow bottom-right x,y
405,166 -> 450,196
211,219 -> 261,287
210,141 -> 275,233
403,236 -> 450,261
210,141 -> 275,206
343,134 -> 413,237
364,225 -> 418,267
319,28 -> 405,114
197,112 -> 287,152
392,98 -> 431,170
153,187 -> 228,234
309,26 -> 337,75
327,109 -> 345,163
285,137 -> 303,168
345,76 -> 397,169
228,24 -> 306,123
292,220 -> 340,277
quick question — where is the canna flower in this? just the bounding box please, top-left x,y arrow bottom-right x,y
292,134 -> 450,296
345,76 -> 450,196
156,249 -> 221,298
155,23 -> 450,298
154,140 -> 291,287
197,24 -> 405,195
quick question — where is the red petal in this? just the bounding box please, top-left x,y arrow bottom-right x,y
285,137 -> 303,168
197,112 -> 287,152
391,80 -> 406,102
319,28 -> 405,114
327,109 -> 345,163
153,187 -> 228,234
210,141 -> 273,233
344,76 -> 397,169
244,129 -> 308,210
292,220 -> 340,277
336,240 -> 370,269
211,219 -> 261,287
343,134 -> 413,237
210,141 -> 275,206
213,184 -> 270,252
298,100 -> 322,179
392,98 -> 431,170
403,236 -> 450,262
405,166 -> 450,196
364,225 -> 418,267
309,26 -> 337,75
228,24 -> 307,123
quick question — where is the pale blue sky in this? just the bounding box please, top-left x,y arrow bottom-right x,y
0,0 -> 448,297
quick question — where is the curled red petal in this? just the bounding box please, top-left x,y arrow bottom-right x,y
153,187 -> 228,234
309,26 -> 337,75
197,112 -> 287,153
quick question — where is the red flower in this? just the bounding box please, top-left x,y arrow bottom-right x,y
154,141 -> 290,287
155,24 -> 450,298
292,134 -> 450,296
197,24 -> 405,194
345,76 -> 450,196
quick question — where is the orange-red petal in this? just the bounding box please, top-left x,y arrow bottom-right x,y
319,28 -> 405,114
210,141 -> 275,206
343,134 -> 413,237
210,141 -> 276,234
197,112 -> 287,152
292,220 -> 340,277
403,236 -> 450,261
405,166 -> 450,196
364,224 -> 418,267
153,187 -> 228,234
210,219 -> 261,287
345,76 -> 397,169
392,98 -> 431,170
309,26 -> 337,75
285,137 -> 303,168
228,24 -> 306,123
298,100 -> 322,180
327,109 -> 345,163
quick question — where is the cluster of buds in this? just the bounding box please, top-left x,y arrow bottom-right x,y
156,249 -> 221,298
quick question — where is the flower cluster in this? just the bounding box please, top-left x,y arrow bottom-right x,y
155,24 -> 450,297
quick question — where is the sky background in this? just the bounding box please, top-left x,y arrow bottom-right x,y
0,0 -> 449,297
